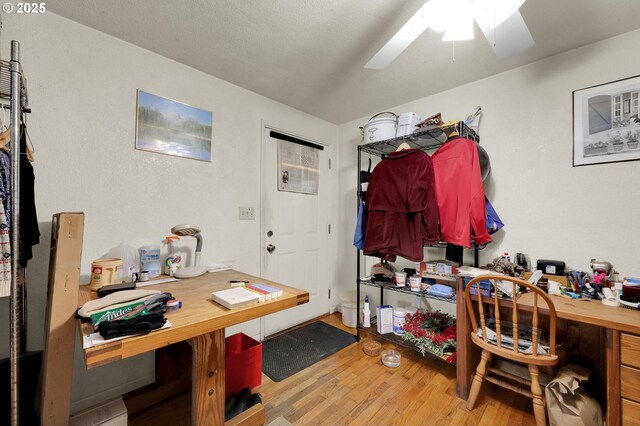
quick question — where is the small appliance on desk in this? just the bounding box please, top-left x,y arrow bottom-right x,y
536,259 -> 566,276
171,224 -> 208,278
590,259 -> 616,284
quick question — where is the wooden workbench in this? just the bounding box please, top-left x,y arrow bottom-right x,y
78,270 -> 309,425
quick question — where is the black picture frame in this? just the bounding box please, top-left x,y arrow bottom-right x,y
573,75 -> 640,166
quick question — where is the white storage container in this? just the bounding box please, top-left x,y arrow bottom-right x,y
340,292 -> 364,328
139,245 -> 161,278
396,112 -> 422,137
362,112 -> 398,143
393,307 -> 407,335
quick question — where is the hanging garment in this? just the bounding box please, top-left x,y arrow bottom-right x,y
445,243 -> 464,265
485,197 -> 504,235
432,137 -> 491,248
19,124 -> 39,267
353,199 -> 365,250
359,157 -> 372,202
363,148 -> 440,262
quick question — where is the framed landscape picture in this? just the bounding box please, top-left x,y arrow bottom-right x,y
573,75 -> 640,166
135,90 -> 213,162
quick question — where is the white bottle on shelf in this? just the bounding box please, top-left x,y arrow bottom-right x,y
363,295 -> 371,328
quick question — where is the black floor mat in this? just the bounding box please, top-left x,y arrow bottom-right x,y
262,321 -> 356,382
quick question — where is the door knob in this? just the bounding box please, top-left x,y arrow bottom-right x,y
267,244 -> 276,254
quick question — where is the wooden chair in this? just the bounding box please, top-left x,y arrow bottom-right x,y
464,275 -> 558,426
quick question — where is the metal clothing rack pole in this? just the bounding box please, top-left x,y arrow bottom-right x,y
9,39 -> 22,426
356,146 -> 361,342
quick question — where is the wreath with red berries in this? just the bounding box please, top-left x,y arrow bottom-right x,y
401,310 -> 457,363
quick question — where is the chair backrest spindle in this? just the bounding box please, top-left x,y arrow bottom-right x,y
532,292 -> 539,356
493,279 -> 501,348
477,281 -> 487,342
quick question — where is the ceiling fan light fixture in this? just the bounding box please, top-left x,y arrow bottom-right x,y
424,0 -> 456,32
442,25 -> 474,42
442,3 -> 475,41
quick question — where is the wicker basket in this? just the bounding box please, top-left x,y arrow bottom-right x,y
363,340 -> 382,357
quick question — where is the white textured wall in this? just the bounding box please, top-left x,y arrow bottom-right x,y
0,12 -> 337,412
338,29 -> 640,313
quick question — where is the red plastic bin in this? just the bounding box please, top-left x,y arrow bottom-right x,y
225,333 -> 262,398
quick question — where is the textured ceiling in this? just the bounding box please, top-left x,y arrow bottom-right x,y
48,0 -> 640,124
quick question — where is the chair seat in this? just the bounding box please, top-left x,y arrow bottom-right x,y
471,332 -> 558,366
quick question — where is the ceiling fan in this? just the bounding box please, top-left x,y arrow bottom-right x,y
365,0 -> 534,69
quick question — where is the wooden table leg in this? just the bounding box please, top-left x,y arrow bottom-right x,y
191,330 -> 225,426
606,328 -> 621,426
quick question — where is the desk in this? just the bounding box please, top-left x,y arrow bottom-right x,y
458,290 -> 640,426
77,270 -> 309,426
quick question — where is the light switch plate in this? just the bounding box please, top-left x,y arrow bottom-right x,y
239,207 -> 255,220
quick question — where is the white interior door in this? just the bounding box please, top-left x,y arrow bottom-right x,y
261,127 -> 332,336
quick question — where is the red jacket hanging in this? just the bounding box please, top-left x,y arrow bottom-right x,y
432,137 -> 491,248
363,149 -> 440,262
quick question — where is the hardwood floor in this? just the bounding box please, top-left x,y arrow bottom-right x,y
129,313 -> 536,425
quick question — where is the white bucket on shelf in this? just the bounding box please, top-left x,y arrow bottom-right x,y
340,291 -> 365,328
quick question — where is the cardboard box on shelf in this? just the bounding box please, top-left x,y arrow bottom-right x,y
377,305 -> 393,334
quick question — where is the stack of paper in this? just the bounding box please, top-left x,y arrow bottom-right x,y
457,266 -> 503,277
211,287 -> 261,309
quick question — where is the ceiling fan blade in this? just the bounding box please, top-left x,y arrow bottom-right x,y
365,3 -> 431,69
475,10 -> 534,59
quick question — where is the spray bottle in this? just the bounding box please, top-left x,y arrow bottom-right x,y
363,295 -> 371,328
164,236 -> 183,277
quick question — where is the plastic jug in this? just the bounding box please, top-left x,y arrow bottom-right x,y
104,241 -> 139,281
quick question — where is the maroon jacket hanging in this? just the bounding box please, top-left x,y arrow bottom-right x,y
363,148 -> 440,262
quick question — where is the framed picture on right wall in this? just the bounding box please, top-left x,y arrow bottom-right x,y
573,74 -> 640,166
